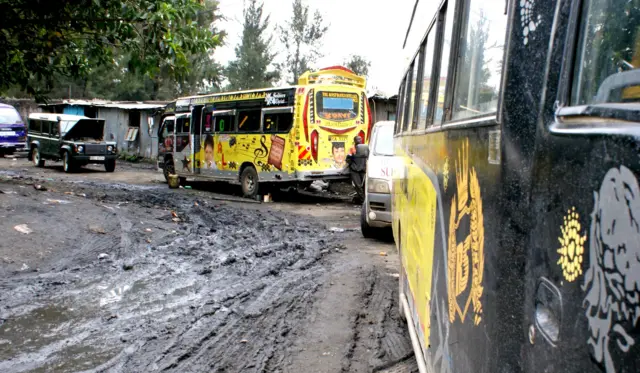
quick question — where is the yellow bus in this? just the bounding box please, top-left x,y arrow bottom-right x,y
158,66 -> 372,198
395,0 -> 640,372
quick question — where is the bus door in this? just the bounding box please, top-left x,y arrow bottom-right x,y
204,109 -> 235,176
190,105 -> 203,174
157,115 -> 175,163
173,113 -> 191,174
522,1 -> 640,371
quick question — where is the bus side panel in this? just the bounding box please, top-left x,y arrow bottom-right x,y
404,127 -> 502,373
397,133 -> 440,359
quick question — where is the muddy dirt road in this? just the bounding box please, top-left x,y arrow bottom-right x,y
0,159 -> 416,373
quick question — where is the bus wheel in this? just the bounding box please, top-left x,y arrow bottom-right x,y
240,166 -> 259,199
164,159 -> 175,182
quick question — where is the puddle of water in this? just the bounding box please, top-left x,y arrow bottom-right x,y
0,304 -> 75,360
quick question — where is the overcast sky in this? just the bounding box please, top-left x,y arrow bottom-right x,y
214,0 -> 416,95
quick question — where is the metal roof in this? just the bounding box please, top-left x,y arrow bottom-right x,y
40,99 -> 166,110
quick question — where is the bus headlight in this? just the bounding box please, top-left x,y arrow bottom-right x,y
367,178 -> 390,194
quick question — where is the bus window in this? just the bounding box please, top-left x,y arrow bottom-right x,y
411,49 -> 424,130
402,69 -> 413,131
176,115 -> 190,134
419,30 -> 436,128
214,114 -> 235,133
237,110 -> 261,132
203,112 -> 213,134
264,112 -> 293,133
435,2 -> 454,124
572,0 -> 640,105
451,0 -> 508,120
396,82 -> 406,134
315,91 -> 359,122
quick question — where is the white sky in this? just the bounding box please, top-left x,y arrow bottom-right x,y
214,0 -> 416,96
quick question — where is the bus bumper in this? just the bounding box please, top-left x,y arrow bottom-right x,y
296,169 -> 350,181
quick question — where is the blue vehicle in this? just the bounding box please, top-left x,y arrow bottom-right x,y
0,103 -> 27,156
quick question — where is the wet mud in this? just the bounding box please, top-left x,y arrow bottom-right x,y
0,163 -> 414,373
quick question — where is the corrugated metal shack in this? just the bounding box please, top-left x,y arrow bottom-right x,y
368,93 -> 398,123
40,100 -> 167,159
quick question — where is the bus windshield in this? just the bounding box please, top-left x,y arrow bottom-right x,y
316,91 -> 359,121
373,125 -> 394,156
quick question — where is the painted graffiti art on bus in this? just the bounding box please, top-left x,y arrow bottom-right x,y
583,166 -> 640,373
331,142 -> 346,169
201,135 -> 217,170
447,139 -> 485,326
557,207 -> 586,282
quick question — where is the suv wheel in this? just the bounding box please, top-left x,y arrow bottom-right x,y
62,151 -> 74,173
105,160 -> 116,173
32,147 -> 45,167
361,202 -> 375,238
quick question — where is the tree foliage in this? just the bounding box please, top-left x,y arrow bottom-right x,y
344,55 -> 371,77
278,0 -> 328,84
225,0 -> 278,91
0,0 -> 224,100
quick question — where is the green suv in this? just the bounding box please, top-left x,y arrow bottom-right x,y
27,113 -> 117,173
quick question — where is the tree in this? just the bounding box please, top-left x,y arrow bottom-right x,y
344,55 -> 371,77
278,0 -> 328,84
0,0 -> 223,100
225,0 -> 279,90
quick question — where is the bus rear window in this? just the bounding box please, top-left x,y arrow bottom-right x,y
316,91 -> 359,121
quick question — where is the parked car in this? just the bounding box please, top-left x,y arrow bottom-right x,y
0,103 -> 27,156
361,121 -> 399,238
27,113 -> 117,173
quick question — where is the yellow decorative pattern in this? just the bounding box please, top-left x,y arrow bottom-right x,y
557,207 -> 586,282
447,139 -> 485,326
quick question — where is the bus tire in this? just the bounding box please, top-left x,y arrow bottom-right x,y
240,166 -> 259,199
360,203 -> 375,238
163,158 -> 175,182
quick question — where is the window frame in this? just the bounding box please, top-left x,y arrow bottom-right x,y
210,109 -> 237,134
236,109 -> 263,133
262,107 -> 294,134
554,0 -> 640,127
402,68 -> 414,132
411,45 -> 426,130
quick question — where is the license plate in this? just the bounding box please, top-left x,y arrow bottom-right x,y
90,156 -> 105,161
0,131 -> 16,136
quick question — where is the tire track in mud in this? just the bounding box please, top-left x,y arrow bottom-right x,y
342,268 -> 415,373
0,181 -> 339,373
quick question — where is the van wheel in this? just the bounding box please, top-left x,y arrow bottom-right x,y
361,202 -> 375,238
62,152 -> 74,173
240,166 -> 259,199
105,160 -> 116,173
32,147 -> 45,167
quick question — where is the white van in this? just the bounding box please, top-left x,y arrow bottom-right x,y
361,121 -> 397,238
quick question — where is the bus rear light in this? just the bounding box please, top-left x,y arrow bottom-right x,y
357,130 -> 365,144
365,98 -> 373,142
311,130 -> 319,163
303,93 -> 310,142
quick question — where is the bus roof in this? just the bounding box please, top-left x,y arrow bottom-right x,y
164,66 -> 367,111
